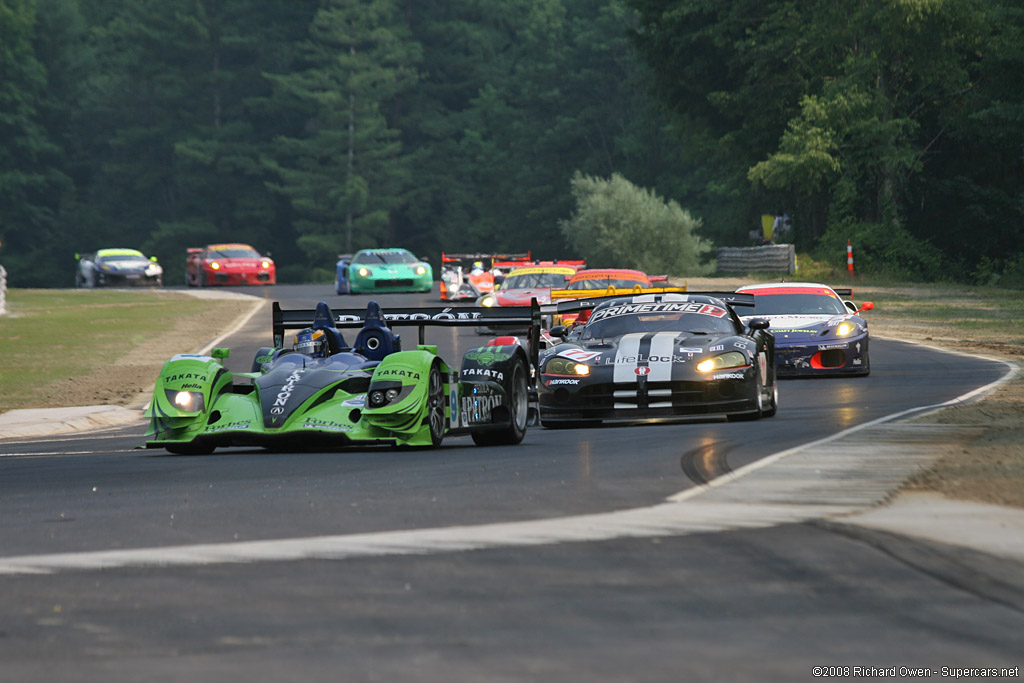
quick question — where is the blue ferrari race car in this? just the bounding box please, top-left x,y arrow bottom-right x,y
736,283 -> 873,377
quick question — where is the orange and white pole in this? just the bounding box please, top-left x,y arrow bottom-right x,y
847,240 -> 854,275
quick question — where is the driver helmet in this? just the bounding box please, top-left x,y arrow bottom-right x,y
294,328 -> 327,358
471,260 -> 485,274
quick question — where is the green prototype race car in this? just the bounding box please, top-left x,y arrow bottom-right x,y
144,299 -> 541,454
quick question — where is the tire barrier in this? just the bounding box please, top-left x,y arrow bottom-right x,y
715,244 -> 796,275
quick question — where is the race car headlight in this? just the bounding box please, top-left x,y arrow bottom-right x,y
165,389 -> 205,412
480,295 -> 496,308
836,322 -> 853,336
357,267 -> 370,277
210,261 -> 221,270
415,265 -> 427,275
368,387 -> 401,407
696,351 -> 748,373
261,260 -> 272,269
545,358 -> 591,376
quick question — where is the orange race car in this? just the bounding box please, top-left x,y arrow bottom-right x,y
547,268 -> 687,327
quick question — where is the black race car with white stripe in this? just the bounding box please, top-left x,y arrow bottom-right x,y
538,293 -> 777,427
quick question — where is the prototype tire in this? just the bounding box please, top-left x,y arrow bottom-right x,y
426,363 -> 445,447
472,358 -> 529,446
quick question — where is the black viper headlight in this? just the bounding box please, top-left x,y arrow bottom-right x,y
696,351 -> 748,373
836,322 -> 853,336
165,389 -> 205,412
545,358 -> 591,376
480,294 -> 496,307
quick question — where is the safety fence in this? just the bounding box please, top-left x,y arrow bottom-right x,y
0,265 -> 6,315
715,244 -> 796,275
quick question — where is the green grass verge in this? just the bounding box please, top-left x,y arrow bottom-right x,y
0,289 -> 253,413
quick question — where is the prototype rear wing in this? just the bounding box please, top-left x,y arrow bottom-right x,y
272,300 -> 542,367
441,251 -> 532,269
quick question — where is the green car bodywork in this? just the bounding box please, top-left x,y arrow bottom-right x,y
344,248 -> 433,294
145,300 -> 540,454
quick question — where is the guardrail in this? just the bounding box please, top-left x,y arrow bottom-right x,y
716,244 -> 795,274
0,265 -> 6,315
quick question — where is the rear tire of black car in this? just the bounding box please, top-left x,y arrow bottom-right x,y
427,363 -> 445,447
472,358 -> 529,446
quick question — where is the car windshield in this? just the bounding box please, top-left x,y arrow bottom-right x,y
353,250 -> 418,264
568,276 -> 649,290
747,293 -> 847,316
502,271 -> 570,289
208,246 -> 260,259
581,302 -> 737,339
97,253 -> 146,264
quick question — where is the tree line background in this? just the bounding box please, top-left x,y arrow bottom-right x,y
2,0 -> 1022,288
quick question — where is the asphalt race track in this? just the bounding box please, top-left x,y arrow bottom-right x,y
1,284 -> 1021,682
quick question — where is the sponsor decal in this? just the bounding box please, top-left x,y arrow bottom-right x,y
712,373 -> 744,380
855,342 -> 862,353
461,393 -> 503,423
634,367 -> 651,376
464,348 -> 512,366
165,372 -> 208,383
558,348 -> 601,363
375,368 -> 421,380
709,344 -> 724,352
302,418 -> 351,432
335,308 -> 482,323
205,420 -> 251,433
179,383 -> 203,390
734,340 -> 750,350
449,389 -> 459,428
818,343 -> 849,350
272,369 -> 306,411
462,367 -> 504,380
590,301 -> 727,322
255,355 -> 273,364
679,347 -> 702,355
342,396 -> 366,407
605,354 -> 692,365
547,378 -> 581,385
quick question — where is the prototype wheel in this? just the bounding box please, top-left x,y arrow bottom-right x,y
426,363 -> 445,447
472,358 -> 529,446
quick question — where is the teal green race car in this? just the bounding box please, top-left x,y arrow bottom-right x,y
339,248 -> 433,294
144,299 -> 540,454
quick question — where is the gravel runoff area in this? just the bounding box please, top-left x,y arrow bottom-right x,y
16,281 -> 1024,510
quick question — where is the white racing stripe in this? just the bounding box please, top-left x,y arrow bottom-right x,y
612,333 -> 645,383
648,332 -> 678,382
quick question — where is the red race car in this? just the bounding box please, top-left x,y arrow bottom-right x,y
186,243 -> 276,287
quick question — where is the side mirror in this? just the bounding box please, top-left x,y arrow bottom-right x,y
212,347 -> 230,361
859,301 -> 874,312
74,253 -> 80,260
748,318 -> 770,331
549,325 -> 568,338
150,256 -> 158,262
